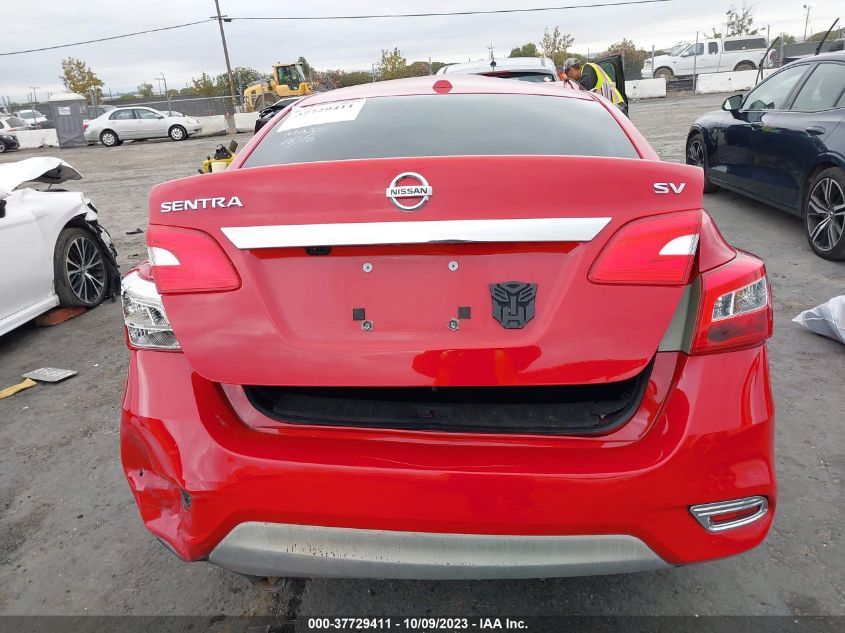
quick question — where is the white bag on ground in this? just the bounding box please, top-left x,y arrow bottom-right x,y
793,296 -> 845,346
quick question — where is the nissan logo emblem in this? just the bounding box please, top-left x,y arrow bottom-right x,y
385,172 -> 433,212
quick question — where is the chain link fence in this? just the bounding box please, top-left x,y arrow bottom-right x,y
100,95 -> 248,118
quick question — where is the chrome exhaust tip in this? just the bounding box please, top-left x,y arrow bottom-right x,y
690,496 -> 769,532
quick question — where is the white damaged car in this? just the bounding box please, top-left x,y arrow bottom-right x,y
0,157 -> 119,336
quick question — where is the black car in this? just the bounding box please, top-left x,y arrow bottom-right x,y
686,52 -> 845,260
254,96 -> 303,133
0,131 -> 19,153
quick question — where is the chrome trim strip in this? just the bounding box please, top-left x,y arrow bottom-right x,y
689,496 -> 769,533
208,522 -> 670,579
221,217 -> 612,250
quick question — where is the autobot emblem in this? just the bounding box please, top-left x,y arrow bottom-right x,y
490,282 -> 537,329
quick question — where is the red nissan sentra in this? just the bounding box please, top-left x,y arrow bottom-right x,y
120,76 -> 775,581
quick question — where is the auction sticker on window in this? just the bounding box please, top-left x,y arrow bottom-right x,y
278,98 -> 366,131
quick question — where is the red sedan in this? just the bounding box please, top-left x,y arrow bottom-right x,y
120,76 -> 775,580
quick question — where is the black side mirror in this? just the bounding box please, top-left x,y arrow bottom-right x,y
722,94 -> 743,112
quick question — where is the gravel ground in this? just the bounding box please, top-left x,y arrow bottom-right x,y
0,95 -> 842,619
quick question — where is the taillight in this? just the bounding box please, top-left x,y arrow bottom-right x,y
690,252 -> 772,354
146,225 -> 240,294
121,269 -> 180,350
589,211 -> 701,285
83,123 -> 89,130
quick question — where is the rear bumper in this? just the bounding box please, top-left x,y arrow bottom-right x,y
121,347 -> 776,578
208,523 -> 668,579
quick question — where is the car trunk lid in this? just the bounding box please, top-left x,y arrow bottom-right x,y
149,155 -> 703,387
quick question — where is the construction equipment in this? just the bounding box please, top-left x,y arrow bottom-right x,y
244,62 -> 312,112
198,140 -> 238,174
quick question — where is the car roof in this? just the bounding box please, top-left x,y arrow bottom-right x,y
437,57 -> 558,75
297,74 -> 593,107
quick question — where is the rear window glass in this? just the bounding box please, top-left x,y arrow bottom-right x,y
244,94 -> 638,168
723,38 -> 767,51
482,71 -> 556,83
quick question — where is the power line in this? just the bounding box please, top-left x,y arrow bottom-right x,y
231,0 -> 672,21
0,19 -> 212,56
0,0 -> 672,57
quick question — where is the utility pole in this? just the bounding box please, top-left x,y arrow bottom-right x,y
803,4 -> 812,42
212,0 -> 238,132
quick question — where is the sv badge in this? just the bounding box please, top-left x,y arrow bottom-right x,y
653,182 -> 686,194
490,282 -> 537,330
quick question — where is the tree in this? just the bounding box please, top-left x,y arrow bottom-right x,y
137,83 -> 154,98
214,67 -> 262,96
405,61 -> 431,77
808,27 -> 845,42
723,3 -> 758,36
430,61 -> 448,74
312,69 -> 372,90
60,57 -> 104,99
509,43 -> 540,57
598,38 -> 649,77
539,27 -> 574,68
376,47 -> 407,81
298,56 -> 312,80
191,72 -> 217,96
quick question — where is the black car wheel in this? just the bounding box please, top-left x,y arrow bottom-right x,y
100,130 -> 121,147
54,227 -> 109,307
686,133 -> 719,193
804,167 -> 845,260
0,140 -> 7,153
734,61 -> 756,71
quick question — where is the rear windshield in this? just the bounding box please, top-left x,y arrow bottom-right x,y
482,71 -> 557,83
244,94 -> 638,168
724,38 -> 767,51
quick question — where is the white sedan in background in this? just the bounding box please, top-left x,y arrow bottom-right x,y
83,106 -> 201,147
0,157 -> 118,336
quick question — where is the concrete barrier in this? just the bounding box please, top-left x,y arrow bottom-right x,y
194,113 -> 258,136
695,69 -> 775,94
627,78 -> 666,99
17,129 -> 59,149
234,112 -> 258,132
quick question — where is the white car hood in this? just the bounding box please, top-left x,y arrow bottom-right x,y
0,157 -> 83,199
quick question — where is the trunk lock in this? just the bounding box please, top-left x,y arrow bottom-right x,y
361,320 -> 374,331
448,261 -> 459,271
362,262 -> 373,273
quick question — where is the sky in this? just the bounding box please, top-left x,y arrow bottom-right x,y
1,0 -> 841,103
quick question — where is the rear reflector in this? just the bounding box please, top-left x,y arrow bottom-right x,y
690,496 -> 769,532
589,211 -> 701,285
691,252 -> 772,354
147,225 -> 240,294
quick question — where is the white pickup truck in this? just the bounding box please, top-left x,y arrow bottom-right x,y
642,35 -> 768,80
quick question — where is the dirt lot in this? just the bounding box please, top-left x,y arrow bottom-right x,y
0,94 -> 843,619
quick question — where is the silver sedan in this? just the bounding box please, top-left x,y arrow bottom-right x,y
83,106 -> 201,147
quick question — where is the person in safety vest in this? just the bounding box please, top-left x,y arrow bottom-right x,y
562,58 -> 627,114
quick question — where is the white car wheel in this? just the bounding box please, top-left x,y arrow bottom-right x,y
169,125 -> 187,141
100,130 -> 120,147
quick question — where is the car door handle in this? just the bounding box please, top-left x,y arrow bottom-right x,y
806,126 -> 826,136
